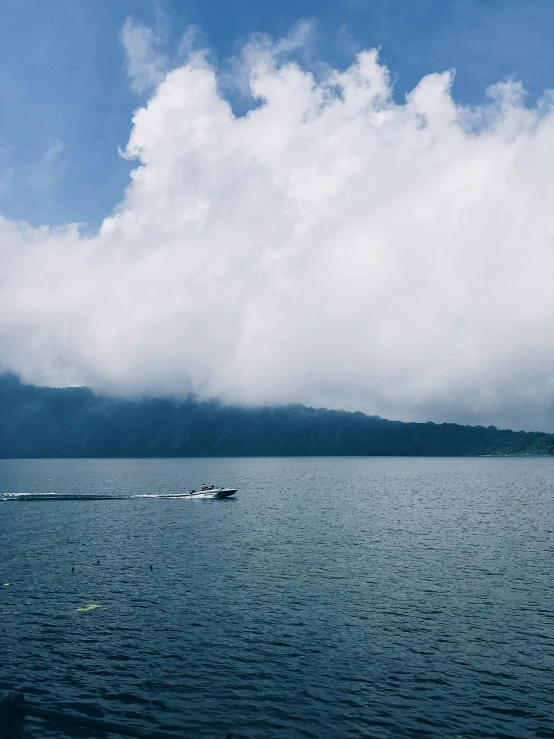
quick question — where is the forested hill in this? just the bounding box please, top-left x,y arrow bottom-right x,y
0,374 -> 553,458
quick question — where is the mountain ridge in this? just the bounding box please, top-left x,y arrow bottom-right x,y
1,374 -> 553,458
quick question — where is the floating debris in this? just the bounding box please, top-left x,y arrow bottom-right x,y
76,604 -> 105,612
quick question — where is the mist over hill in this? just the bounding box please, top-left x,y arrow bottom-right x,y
0,374 -> 553,458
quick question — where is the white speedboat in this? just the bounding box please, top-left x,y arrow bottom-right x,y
189,487 -> 238,499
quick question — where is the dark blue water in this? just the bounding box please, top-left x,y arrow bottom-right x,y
1,457 -> 554,738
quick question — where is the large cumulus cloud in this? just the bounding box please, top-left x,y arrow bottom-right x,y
2,26 -> 554,431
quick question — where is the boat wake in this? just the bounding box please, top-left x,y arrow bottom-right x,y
0,492 -> 234,502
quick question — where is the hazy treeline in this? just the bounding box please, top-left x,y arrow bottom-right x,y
1,374 -> 553,458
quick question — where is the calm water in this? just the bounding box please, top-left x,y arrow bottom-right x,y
1,457 -> 554,738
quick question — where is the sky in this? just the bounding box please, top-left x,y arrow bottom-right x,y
2,0 -> 554,431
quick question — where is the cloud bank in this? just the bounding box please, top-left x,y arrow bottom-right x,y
2,25 -> 554,431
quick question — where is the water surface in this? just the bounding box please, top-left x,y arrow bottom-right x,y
1,457 -> 554,738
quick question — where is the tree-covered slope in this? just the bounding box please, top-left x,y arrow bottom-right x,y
0,374 -> 553,457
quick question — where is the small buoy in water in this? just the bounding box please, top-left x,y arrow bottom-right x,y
150,564 -> 153,571
96,560 -> 100,565
72,566 -> 74,573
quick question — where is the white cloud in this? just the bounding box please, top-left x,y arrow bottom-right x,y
121,17 -> 167,94
2,28 -> 554,430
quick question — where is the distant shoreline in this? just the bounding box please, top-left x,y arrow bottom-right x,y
2,374 -> 554,458
1,453 -> 554,460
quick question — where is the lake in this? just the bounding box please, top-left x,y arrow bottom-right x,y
1,457 -> 554,738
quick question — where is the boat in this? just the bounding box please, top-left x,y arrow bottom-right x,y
188,487 -> 238,499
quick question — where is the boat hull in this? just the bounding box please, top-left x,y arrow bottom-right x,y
189,488 -> 237,498
213,488 -> 237,498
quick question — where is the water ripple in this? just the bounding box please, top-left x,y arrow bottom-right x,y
2,456 -> 554,737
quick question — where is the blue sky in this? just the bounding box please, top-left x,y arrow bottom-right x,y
1,0 -> 553,230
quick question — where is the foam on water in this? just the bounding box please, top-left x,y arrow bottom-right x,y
1,492 -> 128,501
